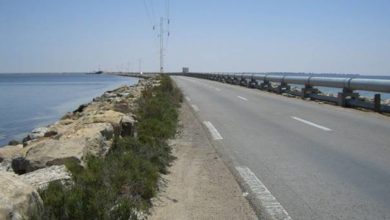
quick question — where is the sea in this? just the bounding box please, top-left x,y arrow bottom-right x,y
0,73 -> 138,146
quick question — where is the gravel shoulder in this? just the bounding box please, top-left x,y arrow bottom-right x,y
149,102 -> 257,220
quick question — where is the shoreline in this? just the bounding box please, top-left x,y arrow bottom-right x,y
0,77 -> 158,218
0,74 -> 139,147
0,77 -> 150,170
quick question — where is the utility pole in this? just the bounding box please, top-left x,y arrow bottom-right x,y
159,17 -> 164,73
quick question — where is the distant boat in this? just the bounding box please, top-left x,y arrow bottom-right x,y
87,70 -> 104,74
86,71 -> 104,75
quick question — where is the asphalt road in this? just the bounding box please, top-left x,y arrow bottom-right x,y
172,76 -> 390,220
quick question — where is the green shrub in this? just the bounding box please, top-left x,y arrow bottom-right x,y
39,75 -> 182,219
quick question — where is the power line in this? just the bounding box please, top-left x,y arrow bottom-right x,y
165,0 -> 170,22
149,0 -> 157,24
141,0 -> 171,73
143,0 -> 154,27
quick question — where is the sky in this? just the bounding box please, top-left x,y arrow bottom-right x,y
0,0 -> 389,75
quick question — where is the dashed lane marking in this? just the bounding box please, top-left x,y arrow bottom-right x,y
191,104 -> 200,112
238,96 -> 248,101
236,166 -> 292,220
291,116 -> 332,131
203,121 -> 223,140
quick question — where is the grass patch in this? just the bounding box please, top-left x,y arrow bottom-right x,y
38,75 -> 182,219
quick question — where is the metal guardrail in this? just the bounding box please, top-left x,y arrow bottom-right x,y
182,72 -> 390,113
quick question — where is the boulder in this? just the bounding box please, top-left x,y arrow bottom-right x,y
84,110 -> 124,126
20,165 -> 72,190
103,92 -> 117,98
118,92 -> 130,97
28,127 -> 49,140
0,171 -> 43,220
44,130 -> 58,138
73,104 -> 88,114
8,140 -> 20,146
11,157 -> 30,175
82,110 -> 129,135
0,160 -> 12,172
120,115 -> 135,137
22,136 -> 31,145
19,123 -> 113,172
0,145 -> 24,160
0,145 -> 24,173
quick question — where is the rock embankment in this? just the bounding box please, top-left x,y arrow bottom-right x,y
0,172 -> 43,220
0,78 -> 154,219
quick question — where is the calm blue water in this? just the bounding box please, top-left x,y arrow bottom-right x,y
0,73 -> 138,146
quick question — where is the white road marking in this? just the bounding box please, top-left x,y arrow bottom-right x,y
203,121 -> 223,140
237,96 -> 248,101
185,96 -> 191,102
236,166 -> 292,220
291,116 -> 332,131
191,104 -> 200,112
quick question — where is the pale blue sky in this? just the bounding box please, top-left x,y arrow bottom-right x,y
0,0 -> 389,75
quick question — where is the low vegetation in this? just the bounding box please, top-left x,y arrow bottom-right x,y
38,75 -> 182,220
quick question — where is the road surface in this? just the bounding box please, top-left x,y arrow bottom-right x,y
173,76 -> 390,220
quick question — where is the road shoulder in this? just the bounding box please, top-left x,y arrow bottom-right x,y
149,102 -> 257,220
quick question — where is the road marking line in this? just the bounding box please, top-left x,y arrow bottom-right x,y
185,96 -> 191,102
203,121 -> 223,140
236,166 -> 292,220
238,96 -> 248,101
191,104 -> 200,112
291,116 -> 332,131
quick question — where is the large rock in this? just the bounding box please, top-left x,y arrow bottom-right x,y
11,157 -> 30,175
81,110 -> 135,137
15,123 -> 114,172
0,172 -> 43,220
20,165 -> 72,190
0,145 -> 25,173
120,115 -> 135,137
28,127 -> 49,140
0,160 -> 12,173
83,110 -> 125,127
0,145 -> 24,159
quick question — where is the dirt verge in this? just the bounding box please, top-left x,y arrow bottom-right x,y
150,102 -> 257,220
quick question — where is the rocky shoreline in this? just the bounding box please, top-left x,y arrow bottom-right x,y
0,78 -> 156,219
